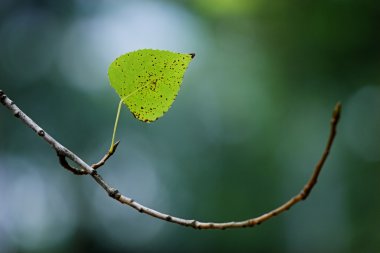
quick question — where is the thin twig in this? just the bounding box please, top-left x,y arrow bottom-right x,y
92,141 -> 120,169
0,90 -> 341,230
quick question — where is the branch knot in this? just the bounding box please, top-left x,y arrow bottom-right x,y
109,189 -> 121,199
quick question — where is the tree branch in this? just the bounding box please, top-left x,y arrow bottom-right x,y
0,90 -> 341,230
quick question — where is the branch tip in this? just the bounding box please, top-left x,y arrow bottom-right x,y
333,102 -> 342,121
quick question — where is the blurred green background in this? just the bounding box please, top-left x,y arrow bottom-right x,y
1,0 -> 379,252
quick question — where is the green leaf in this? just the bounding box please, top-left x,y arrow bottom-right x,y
108,49 -> 194,122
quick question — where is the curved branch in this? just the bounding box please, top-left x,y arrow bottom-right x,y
0,90 -> 341,230
57,152 -> 87,175
56,141 -> 121,174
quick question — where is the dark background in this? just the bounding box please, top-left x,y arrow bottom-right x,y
1,0 -> 379,252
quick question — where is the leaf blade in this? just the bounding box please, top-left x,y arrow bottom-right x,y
108,49 -> 194,122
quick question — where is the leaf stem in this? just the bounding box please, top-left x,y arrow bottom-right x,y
110,99 -> 123,153
109,88 -> 148,152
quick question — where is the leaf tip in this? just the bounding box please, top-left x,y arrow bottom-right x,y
189,53 -> 196,59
